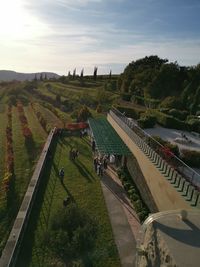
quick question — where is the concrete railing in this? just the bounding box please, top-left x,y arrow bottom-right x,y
109,109 -> 200,208
0,128 -> 56,267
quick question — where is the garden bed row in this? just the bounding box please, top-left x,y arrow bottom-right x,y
2,106 -> 14,196
117,167 -> 150,222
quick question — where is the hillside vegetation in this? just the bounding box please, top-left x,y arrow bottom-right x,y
117,55 -> 200,114
0,76 -> 119,256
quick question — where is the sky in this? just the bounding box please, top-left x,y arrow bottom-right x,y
0,0 -> 200,75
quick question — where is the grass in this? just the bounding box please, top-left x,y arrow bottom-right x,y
0,78 -> 119,258
16,133 -> 120,267
33,103 -> 63,128
12,106 -> 33,199
24,104 -> 47,145
0,104 -> 7,183
0,106 -> 36,255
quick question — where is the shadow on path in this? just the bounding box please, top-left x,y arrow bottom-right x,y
101,173 -> 140,222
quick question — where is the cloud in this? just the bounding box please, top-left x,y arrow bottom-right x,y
0,0 -> 200,74
55,0 -> 102,7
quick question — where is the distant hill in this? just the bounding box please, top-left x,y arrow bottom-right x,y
0,70 -> 60,81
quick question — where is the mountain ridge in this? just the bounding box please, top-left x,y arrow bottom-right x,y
0,70 -> 60,81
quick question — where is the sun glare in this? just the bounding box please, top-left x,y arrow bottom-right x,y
0,0 -> 48,41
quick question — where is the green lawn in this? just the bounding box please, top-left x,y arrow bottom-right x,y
0,106 -> 36,254
16,133 -> 120,267
12,106 -> 34,200
33,103 -> 63,128
0,104 -> 7,183
24,104 -> 47,146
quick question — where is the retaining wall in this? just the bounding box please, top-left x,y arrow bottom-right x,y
0,128 -> 56,267
107,113 -> 192,211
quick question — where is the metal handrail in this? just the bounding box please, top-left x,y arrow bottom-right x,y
110,107 -> 200,189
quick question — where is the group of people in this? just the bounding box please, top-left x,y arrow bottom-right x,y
93,156 -> 108,176
69,148 -> 79,160
80,129 -> 88,138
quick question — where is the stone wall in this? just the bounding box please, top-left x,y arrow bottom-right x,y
126,155 -> 158,212
0,128 -> 56,267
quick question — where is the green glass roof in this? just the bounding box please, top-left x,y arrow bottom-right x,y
88,118 -> 131,155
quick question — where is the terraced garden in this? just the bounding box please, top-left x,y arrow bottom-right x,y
16,133 -> 120,267
0,79 -> 120,264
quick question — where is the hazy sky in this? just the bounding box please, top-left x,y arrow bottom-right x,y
0,0 -> 200,75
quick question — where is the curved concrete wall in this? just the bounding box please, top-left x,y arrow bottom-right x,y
107,114 -> 192,211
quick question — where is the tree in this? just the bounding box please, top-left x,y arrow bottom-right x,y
34,74 -> 37,81
68,71 -> 71,79
80,68 -> 84,86
93,66 -> 98,81
44,73 -> 47,80
39,73 -> 43,81
43,204 -> 97,266
77,105 -> 92,122
56,94 -> 61,103
96,104 -> 102,113
80,68 -> 84,79
73,68 -> 76,80
109,70 -> 112,80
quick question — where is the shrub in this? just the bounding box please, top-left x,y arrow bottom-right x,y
138,210 -> 149,222
121,93 -> 132,101
151,135 -> 180,157
168,109 -> 188,121
137,115 -> 156,129
124,182 -> 131,191
96,104 -> 102,113
43,204 -> 97,265
130,193 -> 140,201
181,149 -> 200,168
160,96 -> 183,109
117,166 -> 150,222
153,110 -> 188,130
77,105 -> 92,122
134,200 -> 143,212
187,119 -> 200,133
114,105 -> 141,119
17,101 -> 33,139
31,103 -> 48,132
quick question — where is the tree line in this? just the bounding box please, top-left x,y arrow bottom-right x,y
117,55 -> 200,114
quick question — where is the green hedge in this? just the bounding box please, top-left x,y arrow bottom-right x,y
181,149 -> 200,168
151,135 -> 180,157
187,119 -> 200,133
168,109 -> 189,121
137,115 -> 156,129
117,167 -> 149,222
120,93 -> 132,101
114,105 -> 143,119
153,110 -> 188,130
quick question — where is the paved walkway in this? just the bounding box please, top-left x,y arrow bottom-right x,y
100,166 -> 141,267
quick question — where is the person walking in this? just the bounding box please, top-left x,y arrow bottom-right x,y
99,162 -> 104,177
93,157 -> 98,173
103,156 -> 108,169
75,149 -> 79,158
92,140 -> 96,152
59,167 -> 65,182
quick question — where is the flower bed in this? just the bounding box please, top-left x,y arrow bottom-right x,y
30,102 -> 50,133
2,106 -> 14,193
17,102 -> 32,139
